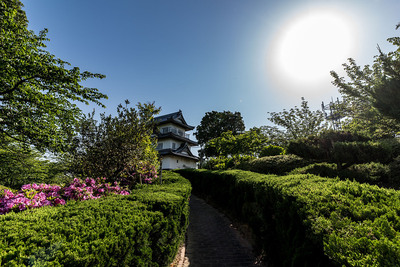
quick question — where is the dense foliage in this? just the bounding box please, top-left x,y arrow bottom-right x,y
240,154 -> 310,175
289,162 -> 393,187
0,171 -> 190,266
194,110 -> 245,146
203,128 -> 268,157
259,144 -> 286,157
0,0 -> 107,152
69,101 -> 160,185
177,169 -> 400,266
0,138 -> 70,189
287,131 -> 396,169
331,25 -> 400,139
202,155 -> 255,170
0,178 -> 129,215
261,98 -> 327,147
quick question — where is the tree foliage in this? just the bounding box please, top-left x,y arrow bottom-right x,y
331,25 -> 400,138
262,99 -> 327,146
372,75 -> 400,123
194,111 -> 245,146
203,128 -> 268,157
69,101 -> 161,183
0,138 -> 70,189
0,0 -> 107,152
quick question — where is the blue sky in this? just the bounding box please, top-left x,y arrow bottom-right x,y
23,0 -> 400,134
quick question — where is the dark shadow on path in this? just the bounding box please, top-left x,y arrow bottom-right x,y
185,195 -> 262,267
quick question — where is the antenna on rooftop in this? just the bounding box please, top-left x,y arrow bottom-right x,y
321,97 -> 344,131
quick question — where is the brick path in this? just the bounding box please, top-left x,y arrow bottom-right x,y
184,195 -> 262,267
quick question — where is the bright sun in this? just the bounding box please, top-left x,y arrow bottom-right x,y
268,7 -> 357,95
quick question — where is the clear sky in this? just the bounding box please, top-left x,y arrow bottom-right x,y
23,0 -> 400,133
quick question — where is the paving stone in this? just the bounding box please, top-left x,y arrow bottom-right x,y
185,195 -> 262,267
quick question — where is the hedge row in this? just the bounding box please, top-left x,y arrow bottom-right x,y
240,154 -> 311,175
176,169 -> 400,266
0,171 -> 191,266
289,162 -> 390,186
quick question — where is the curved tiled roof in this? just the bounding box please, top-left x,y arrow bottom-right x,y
157,132 -> 198,146
158,142 -> 199,161
155,110 -> 195,130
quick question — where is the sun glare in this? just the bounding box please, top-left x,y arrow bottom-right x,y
267,7 -> 357,95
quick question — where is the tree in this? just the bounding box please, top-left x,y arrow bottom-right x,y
262,98 -> 327,146
203,128 -> 268,157
0,137 -> 70,189
194,111 -> 245,146
69,101 -> 161,183
0,0 -> 107,152
330,25 -> 400,138
373,79 -> 400,123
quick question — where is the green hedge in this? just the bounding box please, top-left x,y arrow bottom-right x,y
289,162 -> 391,188
176,169 -> 400,266
0,171 -> 191,266
259,145 -> 286,157
287,133 -> 396,170
240,154 -> 310,175
203,155 -> 255,170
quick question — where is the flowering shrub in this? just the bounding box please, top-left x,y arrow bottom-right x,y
0,178 -> 129,215
122,161 -> 158,186
0,171 -> 190,266
63,177 -> 129,201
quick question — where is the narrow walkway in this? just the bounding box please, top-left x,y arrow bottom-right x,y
184,195 -> 261,267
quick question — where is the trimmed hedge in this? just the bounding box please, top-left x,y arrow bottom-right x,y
287,133 -> 397,170
176,169 -> 400,266
259,145 -> 286,157
240,154 -> 310,175
289,162 -> 391,187
0,171 -> 191,266
203,155 -> 255,170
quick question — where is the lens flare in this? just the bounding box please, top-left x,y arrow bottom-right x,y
267,7 -> 357,96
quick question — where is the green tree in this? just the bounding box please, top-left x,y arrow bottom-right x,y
262,98 -> 327,146
70,101 -> 161,182
0,0 -> 107,152
331,24 -> 400,138
194,111 -> 245,146
0,138 -> 70,189
373,79 -> 400,123
203,128 -> 268,157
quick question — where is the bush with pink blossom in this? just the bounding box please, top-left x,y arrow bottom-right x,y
0,178 -> 129,215
121,160 -> 158,186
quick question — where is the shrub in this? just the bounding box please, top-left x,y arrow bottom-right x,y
389,156 -> 400,188
286,131 -> 394,169
290,162 -> 391,187
177,169 -> 400,266
347,162 -> 390,185
240,154 -> 310,175
70,102 -> 161,182
203,155 -> 255,170
0,185 -> 15,197
333,141 -> 392,166
259,145 -> 286,157
289,162 -> 339,178
0,171 -> 191,266
121,160 -> 158,186
0,178 -> 129,215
